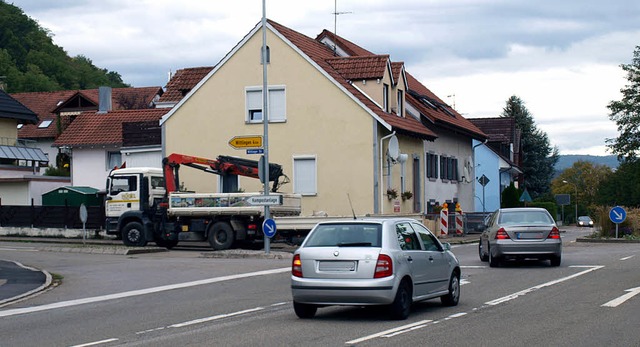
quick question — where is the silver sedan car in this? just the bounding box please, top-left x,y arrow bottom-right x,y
478,207 -> 562,267
291,218 -> 460,320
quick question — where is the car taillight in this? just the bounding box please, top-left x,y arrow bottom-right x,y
374,254 -> 393,278
496,228 -> 510,240
292,254 -> 303,277
548,226 -> 561,239
248,224 -> 257,230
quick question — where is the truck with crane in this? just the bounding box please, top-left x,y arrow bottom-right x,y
104,153 -> 301,250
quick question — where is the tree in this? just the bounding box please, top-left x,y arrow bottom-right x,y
0,1 -> 129,92
607,45 -> 640,161
501,95 -> 559,199
596,160 -> 640,207
501,182 -> 522,208
551,160 -> 612,219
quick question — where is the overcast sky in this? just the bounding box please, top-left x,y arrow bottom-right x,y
10,0 -> 640,156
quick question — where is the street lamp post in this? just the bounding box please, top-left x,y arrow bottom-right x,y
562,180 -> 577,224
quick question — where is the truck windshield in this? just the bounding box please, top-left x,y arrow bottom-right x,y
110,176 -> 137,194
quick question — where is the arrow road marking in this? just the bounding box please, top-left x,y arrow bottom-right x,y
602,287 -> 640,307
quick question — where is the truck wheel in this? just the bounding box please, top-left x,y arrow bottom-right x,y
208,222 -> 234,250
122,222 -> 148,247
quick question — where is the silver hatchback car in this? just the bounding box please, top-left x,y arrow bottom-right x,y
291,218 -> 460,320
478,207 -> 562,267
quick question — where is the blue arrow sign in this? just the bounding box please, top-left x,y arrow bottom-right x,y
263,218 -> 277,238
609,206 -> 627,224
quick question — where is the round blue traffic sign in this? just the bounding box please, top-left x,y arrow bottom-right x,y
263,218 -> 277,238
609,206 -> 627,224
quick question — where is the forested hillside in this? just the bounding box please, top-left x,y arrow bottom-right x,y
0,1 -> 129,93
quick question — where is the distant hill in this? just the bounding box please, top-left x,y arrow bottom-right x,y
555,154 -> 620,172
0,1 -> 129,93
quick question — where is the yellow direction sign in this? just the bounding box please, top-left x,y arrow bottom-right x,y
228,135 -> 263,149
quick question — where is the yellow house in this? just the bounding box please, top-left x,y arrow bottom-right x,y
160,20 -> 486,217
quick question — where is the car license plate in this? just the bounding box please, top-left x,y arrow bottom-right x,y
517,232 -> 543,239
318,261 -> 356,271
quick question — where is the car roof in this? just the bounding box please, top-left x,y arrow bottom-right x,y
316,218 -> 418,225
498,207 -> 547,213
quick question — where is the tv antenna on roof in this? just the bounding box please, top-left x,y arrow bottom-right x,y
332,0 -> 352,56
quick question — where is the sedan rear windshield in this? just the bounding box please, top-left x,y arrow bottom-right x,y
305,223 -> 382,247
499,211 -> 554,225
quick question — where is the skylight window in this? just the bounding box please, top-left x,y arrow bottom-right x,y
38,120 -> 53,128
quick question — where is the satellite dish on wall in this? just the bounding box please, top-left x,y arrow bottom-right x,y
387,135 -> 399,161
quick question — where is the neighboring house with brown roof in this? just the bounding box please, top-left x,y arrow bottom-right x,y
53,108 -> 169,188
160,20 -> 487,217
156,67 -> 214,108
0,89 -> 65,205
468,117 -> 522,212
12,86 -> 163,169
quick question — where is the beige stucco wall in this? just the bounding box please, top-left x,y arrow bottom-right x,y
163,27 -> 386,216
0,119 -> 17,143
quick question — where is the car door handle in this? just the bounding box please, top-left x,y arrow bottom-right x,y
406,256 -> 413,262
428,256 -> 434,262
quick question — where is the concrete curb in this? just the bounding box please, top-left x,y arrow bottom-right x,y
576,237 -> 640,243
0,260 -> 52,307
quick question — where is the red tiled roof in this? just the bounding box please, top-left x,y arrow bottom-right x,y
310,25 -> 485,140
158,67 -> 214,103
270,20 -> 436,140
53,108 -> 168,148
326,55 -> 389,80
390,62 -> 404,86
13,87 -> 162,140
405,73 -> 486,139
315,29 -> 375,56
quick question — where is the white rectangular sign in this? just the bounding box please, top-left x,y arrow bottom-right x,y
246,195 -> 282,206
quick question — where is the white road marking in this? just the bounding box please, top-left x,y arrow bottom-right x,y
0,267 -> 290,318
169,307 -> 264,328
461,265 -> 486,269
602,287 -> 640,307
0,247 -> 38,252
620,255 -> 635,261
460,279 -> 470,285
485,265 -> 604,306
346,320 -> 433,344
69,338 -> 119,347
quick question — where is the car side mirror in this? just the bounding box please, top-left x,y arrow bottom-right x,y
442,242 -> 451,251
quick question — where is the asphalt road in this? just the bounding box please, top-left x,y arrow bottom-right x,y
0,226 -> 638,347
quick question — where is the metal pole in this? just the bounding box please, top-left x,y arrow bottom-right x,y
261,0 -> 271,254
574,185 -> 578,224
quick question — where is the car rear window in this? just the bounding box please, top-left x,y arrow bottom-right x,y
499,211 -> 553,224
304,223 -> 382,247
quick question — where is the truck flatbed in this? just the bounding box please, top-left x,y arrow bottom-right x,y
167,192 -> 301,217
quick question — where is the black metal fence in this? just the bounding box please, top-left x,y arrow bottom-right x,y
0,204 -> 105,229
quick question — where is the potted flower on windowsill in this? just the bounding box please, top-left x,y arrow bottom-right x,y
401,191 -> 413,201
386,188 -> 398,200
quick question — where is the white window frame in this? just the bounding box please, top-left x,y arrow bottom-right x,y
397,89 -> 404,116
245,85 -> 286,124
383,83 -> 389,112
107,151 -> 122,170
293,155 -> 317,196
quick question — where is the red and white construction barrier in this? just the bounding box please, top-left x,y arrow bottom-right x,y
455,212 -> 464,235
440,209 -> 448,236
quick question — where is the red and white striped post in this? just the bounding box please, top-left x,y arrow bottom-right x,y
440,208 -> 448,236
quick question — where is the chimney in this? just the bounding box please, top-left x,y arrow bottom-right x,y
98,86 -> 112,113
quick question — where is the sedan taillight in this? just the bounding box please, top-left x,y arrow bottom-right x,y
547,226 -> 561,239
496,228 -> 510,240
292,254 -> 303,277
374,254 -> 393,278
